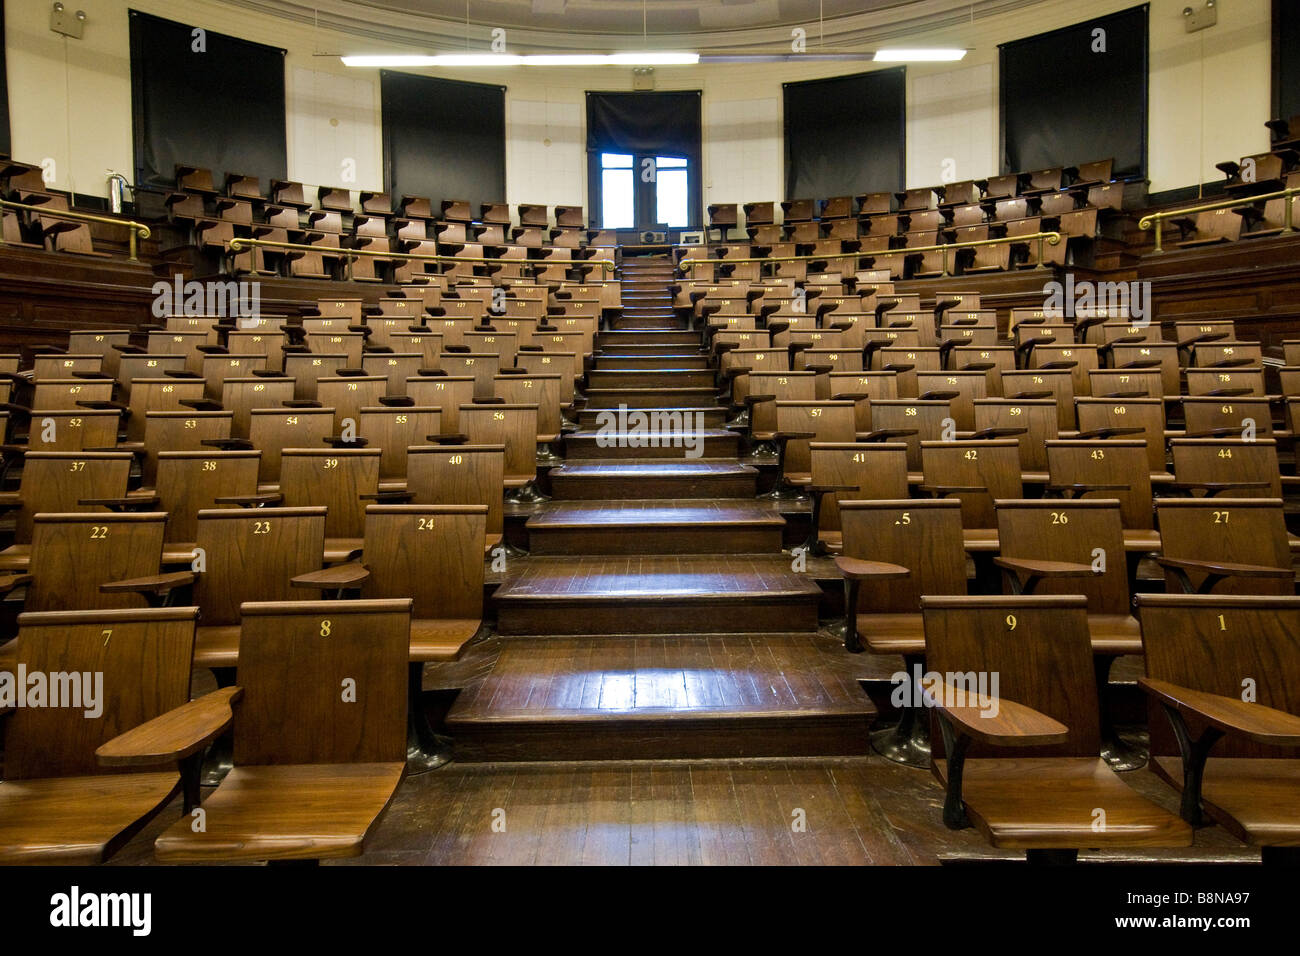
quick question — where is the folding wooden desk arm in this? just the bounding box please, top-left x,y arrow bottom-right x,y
0,572 -> 32,597
1043,482 -> 1130,500
993,556 -> 1100,595
97,686 -> 244,813
100,571 -> 197,607
1153,556 -> 1293,595
1163,480 -> 1273,498
78,494 -> 162,512
291,562 -> 371,599
935,688 -> 1070,829
212,492 -> 284,507
834,556 -> 911,653
1138,676 -> 1300,825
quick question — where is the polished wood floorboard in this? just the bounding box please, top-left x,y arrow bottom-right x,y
495,554 -> 822,600
106,753 -> 1258,866
451,633 -> 870,720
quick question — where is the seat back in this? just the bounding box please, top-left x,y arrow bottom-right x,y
25,409 -> 119,453
405,444 -> 504,538
458,404 -> 539,484
357,407 -> 442,482
1076,397 -> 1167,473
233,599 -> 410,766
923,595 -> 1099,758
995,499 -> 1128,614
839,499 -> 967,613
1045,439 -> 1153,530
193,507 -> 327,626
921,439 -> 1022,529
156,451 -> 261,545
248,408 -> 337,484
1154,498 -> 1292,595
973,398 -> 1057,472
5,606 -> 199,779
1137,594 -> 1300,759
28,513 -> 167,612
360,505 -> 487,621
1169,438 -> 1281,498
12,452 -> 131,544
279,449 -> 380,540
405,377 -> 476,436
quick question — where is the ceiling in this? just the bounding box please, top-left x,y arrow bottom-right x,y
224,0 -> 1037,52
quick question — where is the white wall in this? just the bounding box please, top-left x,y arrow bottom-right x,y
2,0 -> 1276,208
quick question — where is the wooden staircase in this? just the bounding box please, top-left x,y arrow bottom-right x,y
448,254 -> 875,760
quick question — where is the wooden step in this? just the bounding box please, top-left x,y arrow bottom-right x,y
576,406 -> 726,428
549,461 -> 757,498
527,500 -> 784,554
608,317 -> 681,331
586,369 -> 716,389
597,331 -> 698,347
494,554 -> 822,635
594,354 -> 709,370
584,387 -> 720,409
564,426 -> 738,459
446,633 -> 875,761
596,343 -> 703,356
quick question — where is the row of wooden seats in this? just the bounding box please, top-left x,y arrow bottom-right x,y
0,496 -> 488,861
0,160 -> 106,257
908,592 -> 1299,864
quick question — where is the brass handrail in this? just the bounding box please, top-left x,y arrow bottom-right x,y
1138,185 -> 1299,253
228,236 -> 616,277
0,198 -> 152,260
678,231 -> 1063,278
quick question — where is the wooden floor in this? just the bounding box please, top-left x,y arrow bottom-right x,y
107,749 -> 1257,866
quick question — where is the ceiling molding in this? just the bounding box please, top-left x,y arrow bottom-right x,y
214,0 -> 1043,55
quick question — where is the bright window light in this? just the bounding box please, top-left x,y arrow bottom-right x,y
872,49 -> 967,62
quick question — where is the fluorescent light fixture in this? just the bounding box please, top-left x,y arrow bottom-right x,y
341,52 -> 698,67
872,48 -> 967,61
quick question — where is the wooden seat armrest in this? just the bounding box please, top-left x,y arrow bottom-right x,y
833,556 -> 910,581
0,573 -> 33,596
291,562 -> 371,590
773,431 -> 817,442
213,492 -> 284,507
100,571 -> 196,596
85,445 -> 145,459
74,400 -> 130,412
918,389 -> 960,401
1154,556 -> 1292,579
993,557 -> 1095,578
935,687 -> 1069,748
78,495 -> 161,511
426,433 -> 469,444
1045,482 -> 1130,496
359,491 -> 414,502
920,484 -> 986,497
1166,480 -> 1272,496
178,398 -> 224,411
1139,678 -> 1300,747
97,686 -> 243,767
934,691 -> 1070,830
1075,426 -> 1144,439
970,426 -> 1027,440
994,557 -> 1097,594
858,428 -> 918,441
805,483 -> 858,495
200,438 -> 255,451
